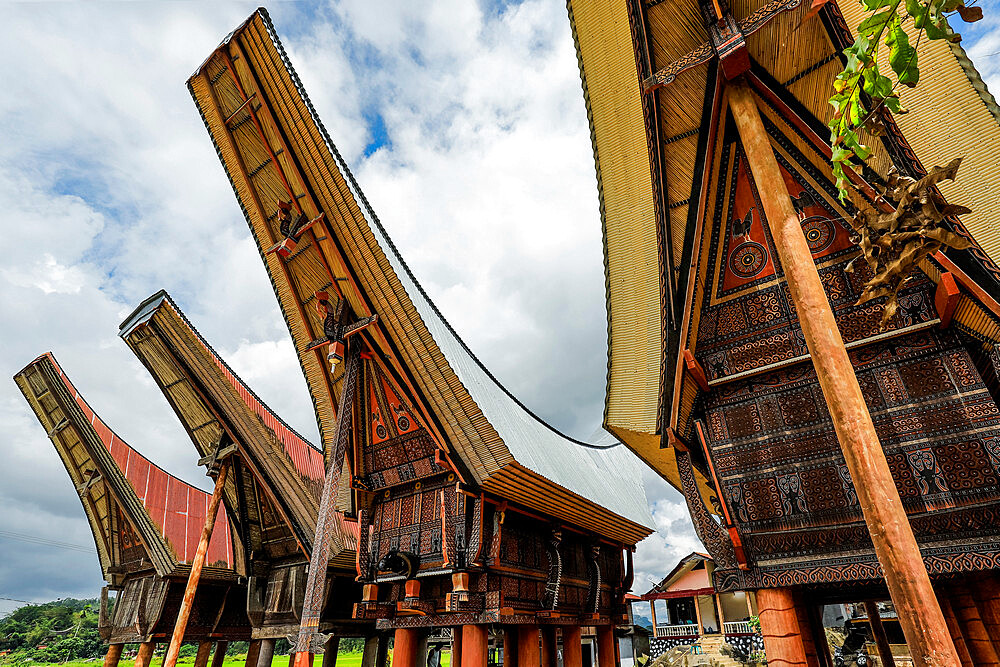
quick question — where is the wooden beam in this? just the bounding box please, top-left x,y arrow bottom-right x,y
683,350 -> 709,392
163,462 -> 230,667
865,602 -> 896,667
971,575 -> 1000,654
935,272 -> 960,328
727,78 -> 958,667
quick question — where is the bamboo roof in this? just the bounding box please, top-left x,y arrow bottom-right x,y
119,290 -> 357,568
14,353 -> 236,580
568,0 -> 1000,492
187,9 -> 653,545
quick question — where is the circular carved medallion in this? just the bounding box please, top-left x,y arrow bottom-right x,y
729,241 -> 768,279
800,215 -> 835,253
397,415 -> 410,431
375,423 -> 387,440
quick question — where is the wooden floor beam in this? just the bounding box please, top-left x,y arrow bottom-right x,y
972,575 -> 1000,654
727,78 -> 957,667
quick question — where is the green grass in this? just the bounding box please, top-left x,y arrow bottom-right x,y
18,650 -> 453,667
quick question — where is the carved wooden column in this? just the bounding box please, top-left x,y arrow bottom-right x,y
562,627 -> 583,667
951,583 -> 999,666
393,629 -> 420,667
727,78 -> 958,667
756,588 -> 808,667
212,641 -> 229,667
864,602 -> 896,667
461,626 -> 488,667
257,639 -> 277,667
938,595 -> 972,667
517,626 -> 540,667
134,641 -> 156,667
597,626 -> 616,667
194,641 -> 213,667
540,627 -> 557,667
323,637 -> 340,667
102,643 -> 122,667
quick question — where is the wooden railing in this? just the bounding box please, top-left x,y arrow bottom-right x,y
654,624 -> 700,638
723,621 -> 753,635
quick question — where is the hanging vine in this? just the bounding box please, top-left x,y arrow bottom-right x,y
826,0 -> 982,200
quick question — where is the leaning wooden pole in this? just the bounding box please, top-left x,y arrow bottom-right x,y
292,346 -> 360,667
727,79 -> 958,667
163,462 -> 230,667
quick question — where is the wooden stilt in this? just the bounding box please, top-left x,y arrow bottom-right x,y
744,592 -> 754,620
694,595 -> 704,635
938,595 -> 972,667
134,641 -> 156,667
416,632 -> 429,667
503,628 -> 516,667
951,583 -> 1000,666
451,628 -> 463,667
461,626 -> 488,667
864,602 -> 896,667
377,633 -> 390,667
972,575 -> 1000,653
245,640 -> 262,667
193,641 -> 213,667
163,462 -> 230,667
715,594 -> 726,634
540,627 -> 557,667
290,651 -> 302,667
212,642 -> 229,667
807,604 -> 833,667
361,636 -> 380,667
756,588 -> 808,667
649,600 -> 658,633
596,626 -> 616,667
258,639 -> 277,667
323,637 -> 340,667
727,79 -> 958,667
517,626 -> 540,667
792,594 -> 820,667
102,643 -> 122,667
394,629 -> 419,667
562,627 -> 583,667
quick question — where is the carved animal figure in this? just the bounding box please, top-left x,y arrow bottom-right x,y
733,206 -> 754,239
790,190 -> 816,217
377,549 -> 421,579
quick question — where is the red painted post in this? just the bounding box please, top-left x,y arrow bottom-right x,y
461,626 -> 488,667
597,626 -> 616,667
394,629 -> 419,667
562,627 -> 582,667
517,626 -> 540,667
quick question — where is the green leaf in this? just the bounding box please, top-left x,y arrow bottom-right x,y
886,15 -> 919,85
859,9 -> 896,33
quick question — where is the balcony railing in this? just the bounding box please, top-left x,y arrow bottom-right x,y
723,621 -> 753,635
653,624 -> 700,638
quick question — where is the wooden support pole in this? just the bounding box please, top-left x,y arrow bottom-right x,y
194,641 -> 214,667
163,462 -> 230,667
540,627 -> 557,667
245,639 -> 262,667
971,575 -> 1000,653
504,628 -> 516,667
416,632 -> 429,667
597,626 -> 616,667
865,602 -> 896,667
461,626 -> 488,667
134,641 -> 156,667
378,633 -> 391,667
727,79 -> 957,667
807,604 -> 834,667
517,626 -> 540,667
102,643 -> 122,667
937,595 -> 972,667
258,639 -> 277,667
757,588 -> 808,667
950,583 -> 999,666
792,593 -> 820,667
290,652 -> 302,667
451,629 -> 463,667
562,627 -> 583,667
394,629 -> 419,667
694,595 -> 704,635
715,594 -> 726,634
212,641 -> 229,667
323,637 -> 340,667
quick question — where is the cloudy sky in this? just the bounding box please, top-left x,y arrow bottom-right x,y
0,2 -> 996,617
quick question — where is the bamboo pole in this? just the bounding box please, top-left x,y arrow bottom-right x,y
865,602 -> 896,667
726,79 -> 958,667
163,463 -> 230,667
